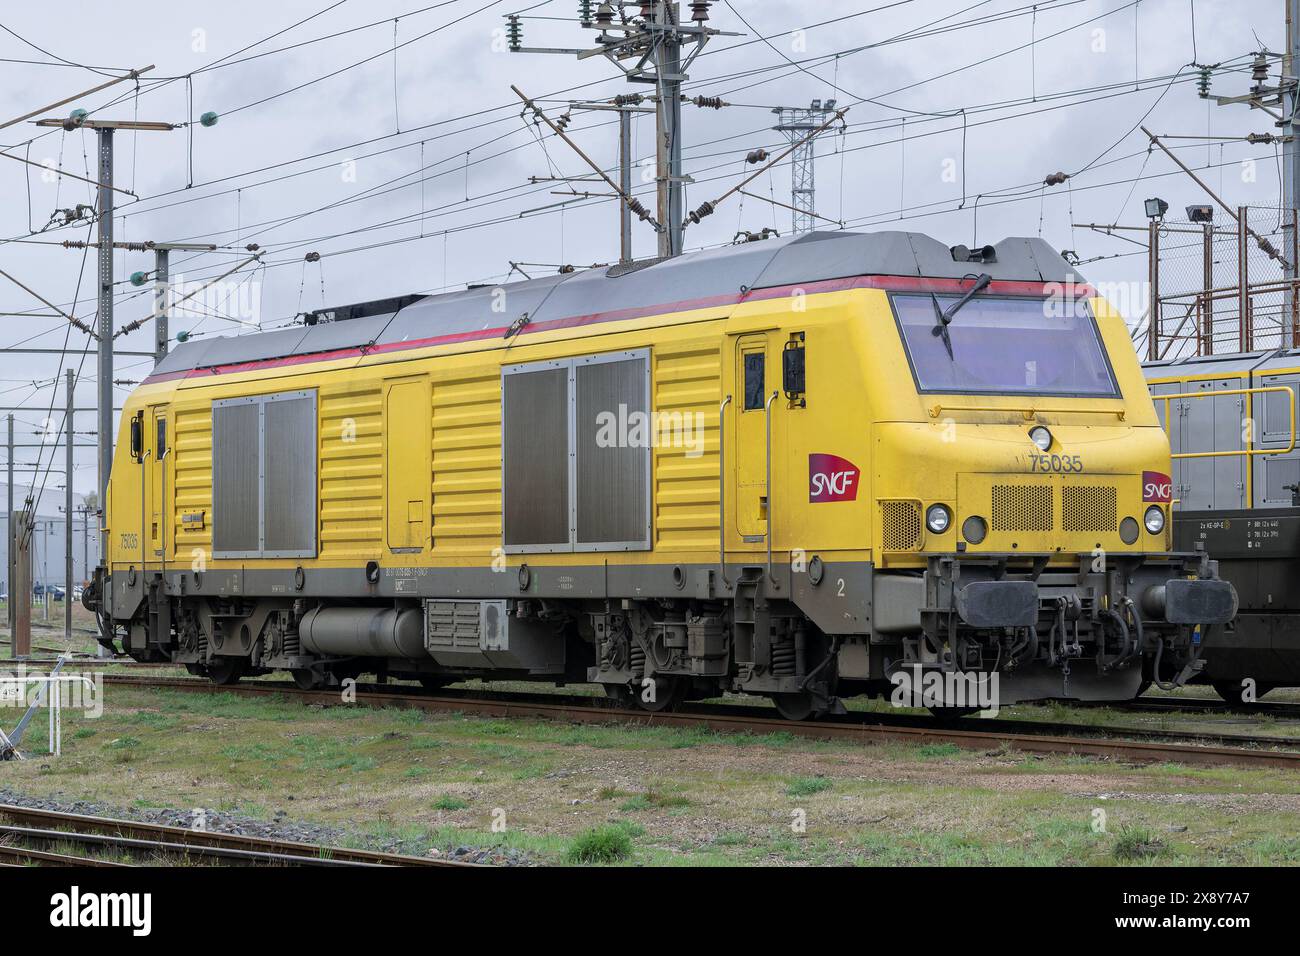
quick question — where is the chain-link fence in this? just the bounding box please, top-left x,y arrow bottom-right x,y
1141,205 -> 1298,360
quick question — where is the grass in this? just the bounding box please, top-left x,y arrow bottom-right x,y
1113,825 -> 1168,862
566,824 -> 634,864
5,681 -> 1300,866
620,791 -> 690,812
784,776 -> 832,797
431,795 -> 469,811
917,743 -> 962,759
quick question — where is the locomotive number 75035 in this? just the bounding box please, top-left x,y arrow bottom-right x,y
1028,453 -> 1084,473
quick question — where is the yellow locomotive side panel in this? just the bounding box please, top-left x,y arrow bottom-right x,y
319,382 -> 384,560
108,288 -> 1163,574
172,400 -> 213,559
429,369 -> 503,558
106,290 -> 890,572
767,295 -> 874,560
651,341 -> 721,552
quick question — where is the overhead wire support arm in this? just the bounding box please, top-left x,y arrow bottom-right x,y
0,269 -> 96,338
1141,125 -> 1290,269
737,189 -> 843,228
0,64 -> 155,133
511,84 -> 663,234
684,107 -> 849,227
0,150 -> 136,197
113,252 -> 262,338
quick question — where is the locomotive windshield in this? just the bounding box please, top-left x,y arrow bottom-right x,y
891,293 -> 1119,397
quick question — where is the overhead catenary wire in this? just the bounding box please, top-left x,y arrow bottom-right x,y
4,0 -> 1162,241
0,4 -> 1274,358
9,72 -> 1258,335
114,58 -> 1245,284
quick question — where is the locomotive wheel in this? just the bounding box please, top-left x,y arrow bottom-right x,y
291,668 -> 324,690
206,658 -> 245,686
602,684 -> 634,707
633,676 -> 685,713
1212,680 -> 1275,706
772,691 -> 816,721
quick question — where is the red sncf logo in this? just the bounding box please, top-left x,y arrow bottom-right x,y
809,454 -> 860,503
1142,470 -> 1172,503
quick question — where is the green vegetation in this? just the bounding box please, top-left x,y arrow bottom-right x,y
1113,825 -> 1168,862
567,824 -> 634,864
785,776 -> 832,797
917,743 -> 963,759
620,791 -> 690,812
431,795 -> 469,811
3,682 -> 1299,866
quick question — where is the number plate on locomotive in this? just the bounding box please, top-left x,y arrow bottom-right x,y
1028,454 -> 1084,473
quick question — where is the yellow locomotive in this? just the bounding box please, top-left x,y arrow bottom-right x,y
88,230 -> 1236,716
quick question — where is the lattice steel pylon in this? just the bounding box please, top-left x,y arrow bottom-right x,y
772,99 -> 838,234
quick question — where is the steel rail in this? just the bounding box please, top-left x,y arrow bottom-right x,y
0,824 -> 387,867
1119,696 -> 1300,719
0,805 -> 471,868
12,658 -> 173,667
100,675 -> 1300,771
0,841 -> 130,867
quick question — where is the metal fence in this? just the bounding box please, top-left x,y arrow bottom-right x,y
1138,205 -> 1300,360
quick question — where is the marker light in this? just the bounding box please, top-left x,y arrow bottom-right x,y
962,515 -> 988,544
1120,517 -> 1140,545
1029,426 -> 1053,451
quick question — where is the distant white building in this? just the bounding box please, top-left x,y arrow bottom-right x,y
1,482 -> 101,592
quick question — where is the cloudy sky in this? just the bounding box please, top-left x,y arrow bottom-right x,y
0,0 -> 1285,502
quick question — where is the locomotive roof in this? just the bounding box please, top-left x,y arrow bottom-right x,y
152,229 -> 1083,376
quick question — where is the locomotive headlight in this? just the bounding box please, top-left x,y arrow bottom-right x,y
962,515 -> 988,544
1029,426 -> 1053,451
1143,505 -> 1166,534
925,504 -> 952,534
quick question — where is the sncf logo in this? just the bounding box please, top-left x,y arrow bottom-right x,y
1143,470 -> 1173,503
809,453 -> 860,503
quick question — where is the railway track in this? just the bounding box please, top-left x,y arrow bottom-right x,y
100,674 -> 1300,771
1124,695 -> 1300,719
14,657 -> 170,668
0,805 -> 472,867
1,642 -> 84,657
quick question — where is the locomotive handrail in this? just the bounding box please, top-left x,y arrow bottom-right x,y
138,448 -> 150,573
765,390 -> 778,590
1158,385 -> 1297,508
718,395 -> 732,591
927,402 -> 1127,421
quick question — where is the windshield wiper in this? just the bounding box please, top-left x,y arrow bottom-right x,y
930,273 -> 993,359
930,294 -> 953,359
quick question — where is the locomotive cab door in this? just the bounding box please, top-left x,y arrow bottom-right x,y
731,333 -> 780,543
148,404 -> 169,564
